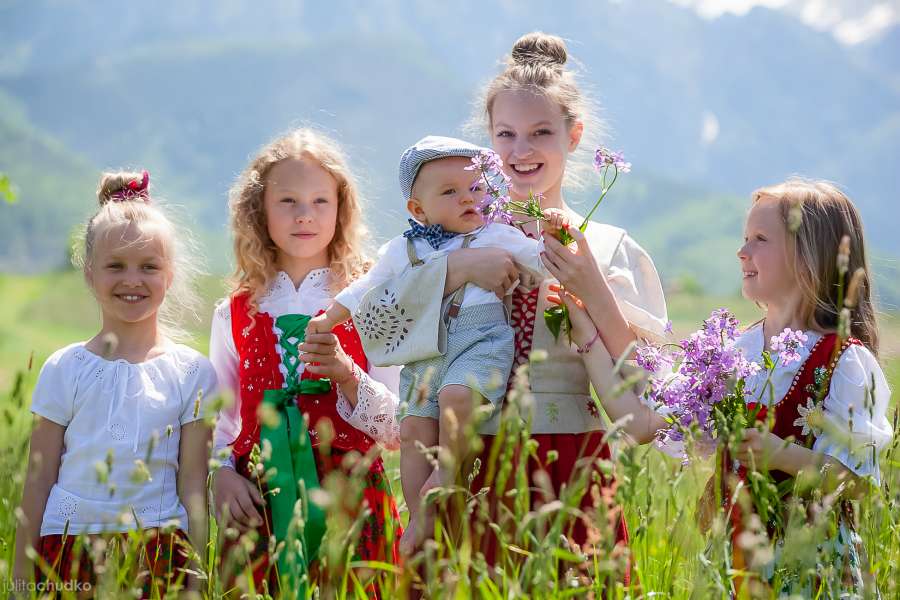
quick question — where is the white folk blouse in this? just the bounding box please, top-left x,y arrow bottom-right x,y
30,342 -> 218,535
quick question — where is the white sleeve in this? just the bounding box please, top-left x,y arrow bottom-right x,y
209,300 -> 241,469
335,362 -> 401,450
334,237 -> 409,314
179,355 -> 219,425
482,224 -> 548,280
813,345 -> 893,480
30,348 -> 75,427
605,234 -> 669,343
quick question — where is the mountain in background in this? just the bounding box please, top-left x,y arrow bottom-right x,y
1,0 -> 898,304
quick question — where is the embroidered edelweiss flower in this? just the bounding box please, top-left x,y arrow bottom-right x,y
793,398 -> 825,436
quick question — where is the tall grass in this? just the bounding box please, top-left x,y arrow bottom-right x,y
1,274 -> 897,597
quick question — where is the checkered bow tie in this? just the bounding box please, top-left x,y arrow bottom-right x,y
402,219 -> 460,250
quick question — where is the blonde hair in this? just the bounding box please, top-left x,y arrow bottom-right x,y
75,170 -> 203,342
470,31 -> 604,190
228,128 -> 372,308
752,178 -> 879,355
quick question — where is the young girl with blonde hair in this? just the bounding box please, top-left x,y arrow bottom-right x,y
725,178 -> 890,594
209,128 -> 402,594
14,170 -> 217,597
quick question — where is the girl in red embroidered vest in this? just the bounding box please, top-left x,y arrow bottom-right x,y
209,128 -> 402,596
13,170 -> 217,598
723,179 -> 892,595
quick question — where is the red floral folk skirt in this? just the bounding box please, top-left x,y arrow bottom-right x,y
469,430 -> 630,583
35,527 -> 191,598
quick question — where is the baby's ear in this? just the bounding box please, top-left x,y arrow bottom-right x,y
407,198 -> 426,222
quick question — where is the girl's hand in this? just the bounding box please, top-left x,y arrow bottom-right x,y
541,226 -> 606,303
547,284 -> 597,347
212,467 -> 265,532
734,428 -> 787,470
447,247 -> 519,299
299,332 -> 355,386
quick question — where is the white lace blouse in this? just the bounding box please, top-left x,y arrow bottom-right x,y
30,342 -> 218,535
209,268 -> 402,467
735,324 -> 893,481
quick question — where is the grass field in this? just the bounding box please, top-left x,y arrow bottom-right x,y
0,269 -> 898,598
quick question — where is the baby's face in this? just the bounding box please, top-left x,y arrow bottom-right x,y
407,156 -> 486,233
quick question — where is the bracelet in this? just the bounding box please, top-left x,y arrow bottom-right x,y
576,328 -> 602,354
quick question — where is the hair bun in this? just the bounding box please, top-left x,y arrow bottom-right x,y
97,170 -> 150,206
510,32 -> 568,68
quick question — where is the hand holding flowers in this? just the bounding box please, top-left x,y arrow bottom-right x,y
467,147 -> 631,340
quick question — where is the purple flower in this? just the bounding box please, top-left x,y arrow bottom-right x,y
466,149 -> 504,174
636,345 -> 668,372
593,147 -> 631,174
478,192 -> 514,225
770,328 -> 808,365
639,309 -> 760,449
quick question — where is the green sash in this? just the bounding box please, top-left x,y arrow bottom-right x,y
261,313 -> 331,595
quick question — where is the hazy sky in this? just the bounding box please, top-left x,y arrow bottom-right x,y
670,0 -> 898,43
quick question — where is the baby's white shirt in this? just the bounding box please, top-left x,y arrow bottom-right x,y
335,222 -> 547,314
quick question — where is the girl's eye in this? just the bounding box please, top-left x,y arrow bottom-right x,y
756,235 -> 767,242
314,197 -> 329,204
281,197 -> 296,204
143,265 -> 159,272
107,263 -> 123,270
495,130 -> 513,138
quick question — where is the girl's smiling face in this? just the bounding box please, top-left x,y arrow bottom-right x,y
86,221 -> 172,326
737,196 -> 798,306
489,89 -> 582,201
264,157 -> 339,272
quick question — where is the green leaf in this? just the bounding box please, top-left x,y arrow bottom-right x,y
0,174 -> 17,204
762,350 -> 774,371
544,305 -> 566,341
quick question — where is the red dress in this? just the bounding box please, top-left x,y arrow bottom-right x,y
469,287 -> 629,578
219,292 -> 400,594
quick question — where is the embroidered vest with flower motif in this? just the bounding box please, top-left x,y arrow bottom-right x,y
229,291 -> 374,458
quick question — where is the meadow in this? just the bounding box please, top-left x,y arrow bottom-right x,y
0,270 -> 898,598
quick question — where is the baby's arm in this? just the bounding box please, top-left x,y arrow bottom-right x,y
306,302 -> 352,336
310,236 -> 409,336
490,210 -> 568,283
14,418 -> 65,583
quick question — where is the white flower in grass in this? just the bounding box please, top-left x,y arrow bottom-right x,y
794,398 -> 825,436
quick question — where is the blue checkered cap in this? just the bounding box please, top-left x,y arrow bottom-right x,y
399,136 -> 487,200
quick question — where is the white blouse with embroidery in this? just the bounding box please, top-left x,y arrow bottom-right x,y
735,324 -> 893,480
30,342 -> 218,535
209,268 -> 402,467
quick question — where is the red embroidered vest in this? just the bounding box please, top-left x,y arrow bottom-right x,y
229,292 -> 375,458
743,333 -> 861,484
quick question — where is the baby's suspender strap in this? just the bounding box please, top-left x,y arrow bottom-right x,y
406,238 -> 424,267
446,233 -> 475,320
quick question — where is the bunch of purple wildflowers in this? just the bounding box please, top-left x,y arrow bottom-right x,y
637,310 -> 810,451
636,309 -> 760,447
